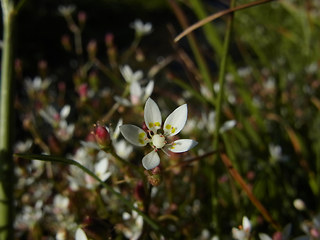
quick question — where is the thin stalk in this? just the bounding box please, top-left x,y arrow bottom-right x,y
210,0 -> 235,234
0,0 -> 15,239
212,0 -> 235,151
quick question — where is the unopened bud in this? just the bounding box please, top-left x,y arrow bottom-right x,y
77,83 -> 88,101
144,167 -> 161,186
93,124 -> 111,149
105,33 -> 114,47
87,40 -> 97,60
88,72 -> 99,91
61,35 -> 72,51
78,11 -> 87,26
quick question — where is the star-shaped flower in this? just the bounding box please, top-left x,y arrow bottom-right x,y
120,98 -> 198,170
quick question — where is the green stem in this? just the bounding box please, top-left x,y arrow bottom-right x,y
0,0 -> 15,239
211,0 -> 236,234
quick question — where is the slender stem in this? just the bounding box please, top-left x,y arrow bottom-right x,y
210,0 -> 235,234
0,0 -> 15,239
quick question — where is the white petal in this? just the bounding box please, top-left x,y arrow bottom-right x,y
75,228 -> 88,240
132,70 -> 143,82
130,80 -> 142,98
120,124 -> 148,146
219,120 -> 236,133
143,80 -> 154,102
242,216 -> 251,232
163,104 -> 187,136
142,151 -> 160,170
259,233 -> 272,240
232,228 -> 245,240
114,96 -> 132,107
168,139 -> 197,153
95,158 -> 109,175
60,105 -> 71,119
120,65 -> 132,83
144,98 -> 162,133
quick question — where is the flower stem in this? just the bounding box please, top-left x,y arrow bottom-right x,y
0,0 -> 16,239
211,0 -> 236,233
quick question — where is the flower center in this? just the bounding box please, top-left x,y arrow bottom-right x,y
152,134 -> 166,149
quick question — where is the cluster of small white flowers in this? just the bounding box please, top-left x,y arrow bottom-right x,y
68,147 -> 112,190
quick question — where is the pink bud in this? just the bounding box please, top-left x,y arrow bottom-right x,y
87,40 -> 97,59
61,35 -> 71,51
78,83 -> 88,100
105,33 -> 114,47
93,124 -> 110,148
78,11 -> 87,25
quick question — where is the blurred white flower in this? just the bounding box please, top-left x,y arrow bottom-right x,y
130,19 -> 152,36
25,76 -> 51,95
200,111 -> 236,134
120,65 -> 143,83
14,139 -> 32,153
53,194 -> 70,215
122,205 -> 143,240
15,200 -> 43,229
69,148 -> 112,190
293,199 -> 306,211
117,65 -> 154,106
39,105 -> 74,141
232,216 -> 251,240
58,5 -> 76,16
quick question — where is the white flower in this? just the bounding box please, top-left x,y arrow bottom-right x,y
39,105 -> 74,141
130,19 -> 152,36
116,66 -> 154,106
58,5 -> 76,16
200,111 -> 236,134
39,105 -> 71,127
232,216 -> 251,240
120,65 -> 143,83
25,76 -> 51,95
114,139 -> 133,159
14,139 -> 33,153
122,204 -> 143,240
129,79 -> 154,105
120,98 -> 197,170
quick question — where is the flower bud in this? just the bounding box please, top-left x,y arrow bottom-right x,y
77,83 -> 88,101
93,124 -> 111,150
87,40 -> 97,60
105,33 -> 114,47
78,11 -> 87,26
144,167 -> 161,186
61,34 -> 72,51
